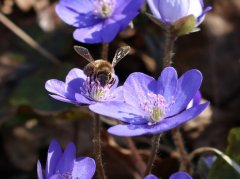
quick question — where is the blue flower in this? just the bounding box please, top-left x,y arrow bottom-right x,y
169,171 -> 192,179
145,171 -> 192,179
37,139 -> 96,179
147,0 -> 212,26
45,68 -> 123,105
55,0 -> 144,43
90,67 -> 209,136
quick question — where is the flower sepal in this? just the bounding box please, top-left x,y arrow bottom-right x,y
145,12 -> 168,31
170,15 -> 199,36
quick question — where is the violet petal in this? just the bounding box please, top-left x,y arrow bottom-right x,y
71,157 -> 96,179
167,69 -> 202,117
89,101 -> 147,124
108,102 -> 208,136
55,142 -> 76,174
46,139 -> 63,178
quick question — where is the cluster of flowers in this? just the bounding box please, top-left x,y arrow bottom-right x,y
39,0 -> 212,178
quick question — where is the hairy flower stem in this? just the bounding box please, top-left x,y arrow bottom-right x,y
101,43 -> 109,60
93,113 -> 106,179
172,127 -> 192,174
163,32 -> 176,67
163,31 -> 192,174
144,134 -> 161,176
125,137 -> 147,176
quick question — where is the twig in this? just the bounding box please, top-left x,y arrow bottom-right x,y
0,12 -> 60,65
125,137 -> 147,176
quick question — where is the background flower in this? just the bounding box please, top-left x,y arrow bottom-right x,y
45,68 -> 123,105
169,171 -> 192,179
145,171 -> 192,179
147,0 -> 212,26
90,67 -> 209,136
37,139 -> 96,179
55,0 -> 144,43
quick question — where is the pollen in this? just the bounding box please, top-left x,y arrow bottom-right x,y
81,77 -> 112,102
140,93 -> 169,125
94,0 -> 115,18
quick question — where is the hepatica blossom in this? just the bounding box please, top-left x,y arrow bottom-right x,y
37,139 -> 96,179
145,171 -> 192,179
45,68 -> 122,105
147,0 -> 212,26
90,67 -> 209,136
55,0 -> 144,43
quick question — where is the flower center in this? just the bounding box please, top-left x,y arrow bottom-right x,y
141,93 -> 168,125
94,0 -> 115,18
81,78 -> 112,102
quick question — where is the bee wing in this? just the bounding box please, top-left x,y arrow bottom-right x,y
112,46 -> 131,67
73,46 -> 95,64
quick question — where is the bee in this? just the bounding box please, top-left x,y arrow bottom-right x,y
73,45 -> 130,87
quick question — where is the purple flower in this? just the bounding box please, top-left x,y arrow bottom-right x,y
169,171 -> 192,179
37,139 -> 96,179
55,0 -> 144,43
45,68 -> 123,105
90,67 -> 209,136
147,0 -> 212,26
145,172 -> 192,179
144,174 -> 158,179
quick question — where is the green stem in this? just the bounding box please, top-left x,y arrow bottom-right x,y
93,113 -> 106,179
144,134 -> 161,176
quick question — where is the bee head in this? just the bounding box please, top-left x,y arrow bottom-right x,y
96,71 -> 112,87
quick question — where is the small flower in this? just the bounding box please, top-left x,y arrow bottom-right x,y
45,68 -> 123,105
145,171 -> 192,179
147,0 -> 212,26
169,171 -> 192,179
55,0 -> 144,43
37,139 -> 96,179
90,67 -> 209,136
144,174 -> 158,179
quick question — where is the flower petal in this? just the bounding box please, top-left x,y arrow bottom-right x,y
111,86 -> 124,102
144,174 -> 158,179
37,161 -> 44,179
158,0 -> 191,23
197,6 -> 212,25
57,0 -> 94,14
73,23 -> 103,44
123,72 -> 157,107
66,68 -> 87,84
45,79 -> 66,97
169,171 -> 192,179
65,68 -> 86,96
75,93 -> 95,105
46,139 -> 63,178
71,157 -> 96,179
55,3 -> 100,28
89,101 -> 147,124
49,94 -> 78,104
147,0 -> 162,19
108,102 -> 208,136
55,142 -> 76,174
157,67 -> 178,101
187,0 -> 204,21
167,69 -> 202,117
99,19 -> 120,43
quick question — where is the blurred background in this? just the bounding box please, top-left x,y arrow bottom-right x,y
0,0 -> 239,178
